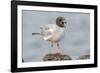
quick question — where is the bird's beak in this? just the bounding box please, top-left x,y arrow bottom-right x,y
64,22 -> 67,24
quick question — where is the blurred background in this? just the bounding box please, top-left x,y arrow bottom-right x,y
22,10 -> 90,62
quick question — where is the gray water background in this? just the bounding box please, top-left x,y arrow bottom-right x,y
22,10 -> 90,62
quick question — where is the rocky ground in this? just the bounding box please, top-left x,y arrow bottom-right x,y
77,54 -> 90,60
43,53 -> 72,61
43,53 -> 90,61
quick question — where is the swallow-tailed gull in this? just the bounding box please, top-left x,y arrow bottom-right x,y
32,17 -> 67,53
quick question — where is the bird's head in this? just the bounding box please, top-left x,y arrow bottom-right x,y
56,17 -> 67,28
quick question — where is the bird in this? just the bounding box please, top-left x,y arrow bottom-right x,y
32,17 -> 67,53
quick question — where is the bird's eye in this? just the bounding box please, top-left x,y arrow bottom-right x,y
62,22 -> 64,24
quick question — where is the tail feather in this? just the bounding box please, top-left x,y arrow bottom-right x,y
32,33 -> 40,35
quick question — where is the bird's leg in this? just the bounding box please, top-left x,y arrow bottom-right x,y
51,42 -> 56,53
57,42 -> 60,49
51,42 -> 53,48
56,42 -> 61,53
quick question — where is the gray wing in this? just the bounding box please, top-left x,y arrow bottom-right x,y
40,25 -> 54,39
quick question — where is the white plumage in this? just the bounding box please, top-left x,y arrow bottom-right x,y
40,24 -> 65,43
32,17 -> 67,53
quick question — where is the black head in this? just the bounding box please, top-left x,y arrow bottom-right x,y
56,17 -> 66,28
